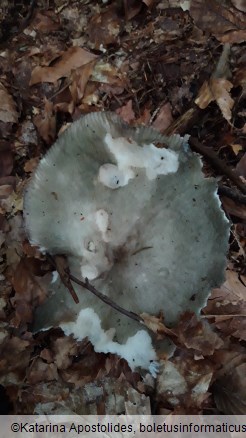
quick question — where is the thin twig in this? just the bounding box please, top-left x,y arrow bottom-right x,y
189,137 -> 246,195
68,273 -> 143,324
47,254 -> 79,304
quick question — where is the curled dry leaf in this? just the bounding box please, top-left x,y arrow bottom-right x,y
140,312 -> 177,339
33,99 -> 56,144
30,47 -> 98,85
195,78 -> 234,122
0,84 -> 18,124
69,60 -> 97,104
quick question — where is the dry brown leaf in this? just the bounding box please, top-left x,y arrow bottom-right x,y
31,10 -> 60,33
52,336 -> 78,370
140,313 -> 177,339
33,99 -> 56,144
213,316 -> 246,341
11,259 -> 48,327
0,336 -> 32,383
235,153 -> 246,178
220,29 -> 246,43
157,355 -> 214,411
0,84 -> 18,124
88,6 -> 121,49
195,81 -> 213,109
195,78 -> 234,122
30,47 -> 98,85
204,271 -> 246,340
174,312 -> 223,355
0,183 -> 14,199
152,102 -> 173,133
69,60 -> 97,104
224,270 -> 246,301
136,107 -> 151,125
116,100 -> 135,124
214,361 -> 246,414
190,0 -> 246,42
210,78 -> 234,122
123,0 -> 143,20
24,157 -> 39,173
230,0 -> 246,12
27,358 -> 58,384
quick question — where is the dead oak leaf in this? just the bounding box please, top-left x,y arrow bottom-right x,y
30,47 -> 98,85
69,60 -> 97,104
204,270 -> 246,340
140,312 -> 177,339
0,84 -> 18,124
27,358 -> 58,385
174,312 -> 223,355
190,0 -> 246,42
214,360 -> 246,414
33,99 -> 56,144
195,78 -> 234,122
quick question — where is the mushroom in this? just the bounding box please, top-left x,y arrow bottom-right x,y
24,112 -> 229,372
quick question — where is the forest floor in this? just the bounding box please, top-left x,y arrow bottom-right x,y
0,0 -> 245,415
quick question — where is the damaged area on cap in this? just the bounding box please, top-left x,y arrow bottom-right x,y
98,133 -> 179,189
24,111 -> 229,372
